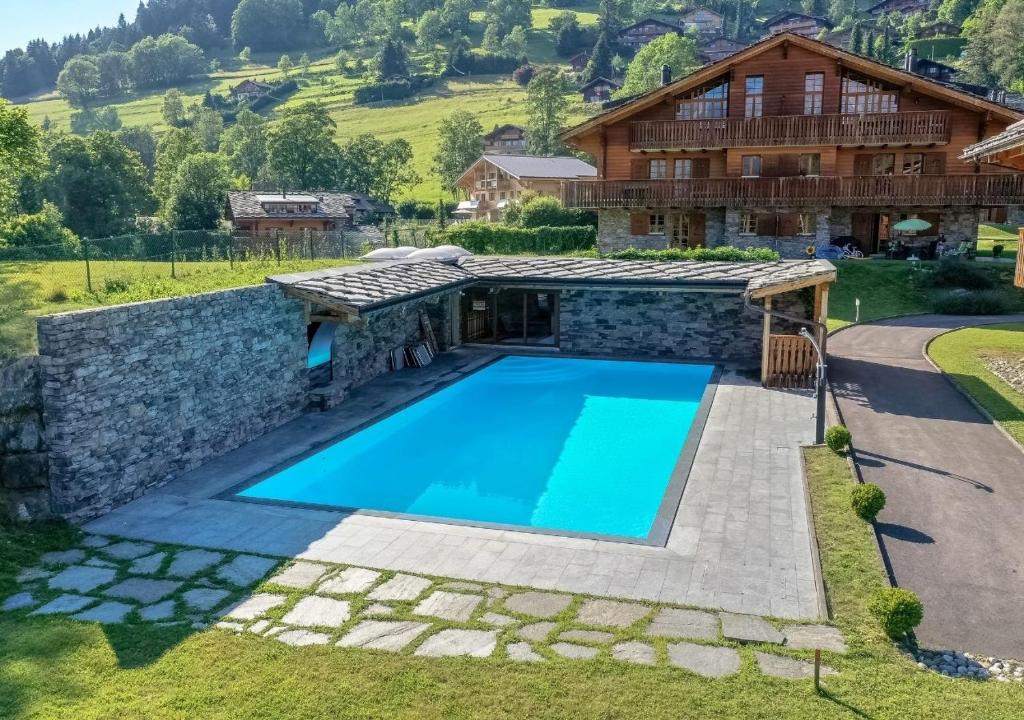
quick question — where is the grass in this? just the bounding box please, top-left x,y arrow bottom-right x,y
976,224 -> 1020,259
927,323 -> 1024,446
4,451 -> 1024,718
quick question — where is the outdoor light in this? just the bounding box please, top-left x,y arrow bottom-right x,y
800,327 -> 828,445
855,297 -> 860,324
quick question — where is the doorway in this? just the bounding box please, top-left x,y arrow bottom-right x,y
461,287 -> 559,347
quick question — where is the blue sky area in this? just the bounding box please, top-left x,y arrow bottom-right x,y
2,0 -> 140,51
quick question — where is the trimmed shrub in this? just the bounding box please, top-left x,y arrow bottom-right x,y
353,76 -> 432,105
604,246 -> 781,262
992,244 -> 1004,258
505,195 -> 593,228
851,483 -> 886,522
869,587 -> 924,639
0,202 -> 80,259
922,259 -> 994,290
441,222 -> 596,254
824,424 -> 852,453
512,64 -> 534,86
930,289 -> 1009,315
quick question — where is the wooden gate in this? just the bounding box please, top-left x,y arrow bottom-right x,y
765,334 -> 817,389
1015,228 -> 1024,289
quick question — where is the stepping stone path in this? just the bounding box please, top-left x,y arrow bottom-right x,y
720,613 -> 785,645
551,642 -> 599,660
248,620 -> 271,635
319,568 -> 381,595
480,612 -> 515,627
782,624 -> 848,653
368,574 -> 431,602
167,549 -> 224,578
668,642 -> 741,678
102,541 -> 154,560
576,599 -> 650,628
363,603 -> 395,617
223,593 -> 287,621
33,594 -> 95,615
612,641 -> 656,665
129,553 -> 167,575
182,588 -> 231,611
282,596 -> 351,628
503,591 -> 572,618
413,591 -> 481,621
84,558 -> 116,568
755,651 -> 836,679
518,622 -> 556,642
269,562 -> 330,589
73,601 -> 134,624
216,555 -> 277,586
560,630 -> 613,644
17,568 -> 51,583
443,581 -> 485,592
415,629 -> 497,658
506,642 -> 543,662
3,592 -> 36,611
276,629 -> 331,646
41,549 -> 86,566
105,578 -> 181,604
48,566 -> 116,593
139,600 -> 176,621
646,608 -> 719,640
337,621 -> 430,652
81,535 -> 111,548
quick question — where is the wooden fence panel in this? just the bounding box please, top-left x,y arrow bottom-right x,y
765,334 -> 817,389
1016,228 -> 1024,289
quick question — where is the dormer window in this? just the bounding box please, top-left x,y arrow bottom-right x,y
677,78 -> 729,120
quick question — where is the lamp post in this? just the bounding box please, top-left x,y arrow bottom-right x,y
800,327 -> 827,445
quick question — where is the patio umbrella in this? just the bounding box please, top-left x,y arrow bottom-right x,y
892,218 -> 932,232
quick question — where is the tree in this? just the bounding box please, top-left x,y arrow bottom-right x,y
554,13 -> 586,56
117,126 -> 158,181
617,33 -> 698,97
503,26 -> 528,58
375,37 -> 409,78
166,153 -> 231,229
369,138 -> 420,202
56,56 -> 102,107
585,31 -> 614,82
525,67 -> 571,156
194,108 -> 225,151
70,107 -> 122,135
990,0 -> 1024,89
938,0 -> 982,25
96,51 -> 131,97
416,9 -> 445,49
267,101 -> 341,190
482,23 -> 503,53
162,89 -> 186,128
485,0 -> 532,36
278,54 -> 294,78
155,127 -> 202,203
127,34 -> 205,89
239,46 -> 252,63
432,110 -> 483,192
440,0 -> 473,35
849,22 -> 863,56
220,109 -> 268,185
232,0 -> 305,51
300,53 -> 312,76
0,201 -> 78,256
0,100 -> 44,218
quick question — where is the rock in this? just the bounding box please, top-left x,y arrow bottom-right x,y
216,555 -> 278,587
84,558 -> 116,568
480,612 -> 516,627
413,591 -> 482,622
2,591 -> 37,611
72,601 -> 134,624
720,613 -> 785,645
101,541 -> 155,560
368,574 -> 432,602
223,593 -> 288,621
48,565 -> 117,593
40,549 -> 86,566
782,624 -> 848,653
518,622 -> 557,642
167,549 -> 225,578
104,578 -> 181,603
337,621 -> 431,652
756,651 -> 836,679
139,600 -> 176,621
575,599 -> 651,628
282,596 -> 351,628
667,642 -> 741,678
129,553 -> 167,576
503,591 -> 572,619
268,562 -> 330,590
17,567 -> 52,583
506,642 -> 544,662
612,641 -> 656,665
550,642 -> 600,660
318,567 -> 381,595
363,603 -> 395,617
275,629 -> 332,646
81,535 -> 111,548
181,588 -> 231,611
248,619 -> 271,635
32,594 -> 96,615
414,629 -> 498,658
559,630 -> 614,644
486,587 -> 509,601
443,581 -> 486,593
646,608 -> 719,641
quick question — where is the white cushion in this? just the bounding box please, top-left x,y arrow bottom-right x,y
405,245 -> 473,261
360,246 -> 418,261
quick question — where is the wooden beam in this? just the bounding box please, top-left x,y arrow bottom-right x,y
761,296 -> 773,386
749,274 -> 837,299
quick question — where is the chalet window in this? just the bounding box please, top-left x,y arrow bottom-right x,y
649,214 -> 666,235
675,159 -> 693,179
841,73 -> 898,114
741,155 -> 762,177
745,76 -> 764,118
676,78 -> 729,120
798,213 -> 817,236
649,159 -> 668,179
739,212 -> 757,235
872,153 -> 895,175
669,214 -> 690,248
804,72 -> 824,115
799,153 -> 821,176
902,153 -> 923,175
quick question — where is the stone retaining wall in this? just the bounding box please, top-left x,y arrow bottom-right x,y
0,357 -> 51,520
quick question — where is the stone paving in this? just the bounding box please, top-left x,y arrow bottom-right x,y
2,533 -> 849,680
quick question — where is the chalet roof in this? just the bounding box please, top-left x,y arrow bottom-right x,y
561,32 -> 1024,143
580,76 -> 622,91
700,37 -> 745,50
762,12 -> 834,29
456,154 -> 597,185
231,79 -> 274,93
961,119 -> 1024,165
483,124 -> 526,141
268,257 -> 836,316
618,18 -> 682,34
681,7 -> 724,19
867,0 -> 929,13
341,192 -> 396,215
227,192 -> 350,220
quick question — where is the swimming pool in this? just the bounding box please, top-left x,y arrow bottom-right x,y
237,356 -> 716,542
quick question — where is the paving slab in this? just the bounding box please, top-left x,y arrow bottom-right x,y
576,599 -> 650,628
318,567 -> 381,595
139,600 -> 176,621
282,596 -> 351,628
128,553 -> 167,575
223,593 -> 288,621
216,555 -> 278,586
667,642 -> 741,678
104,578 -> 181,603
518,621 -> 557,642
167,549 -> 225,578
560,629 -> 614,644
216,621 -> 244,632
646,608 -> 719,640
48,565 -> 117,593
550,642 -> 599,660
2,592 -> 37,611
480,612 -> 516,627
368,574 -> 432,602
506,642 -> 544,662
72,601 -> 134,624
40,549 -> 86,566
612,641 -> 656,665
32,594 -> 96,615
275,629 -> 331,646
337,620 -> 431,651
720,613 -> 785,645
413,591 -> 482,621
17,567 -> 52,583
782,624 -> 848,653
102,541 -> 155,560
248,619 -> 272,634
81,535 -> 111,548
363,603 -> 395,617
755,651 -> 836,679
269,562 -> 330,590
414,629 -> 498,658
443,581 -> 486,592
182,588 -> 232,611
503,591 -> 572,618
84,558 -> 116,568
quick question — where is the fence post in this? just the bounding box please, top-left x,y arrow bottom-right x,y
307,229 -> 315,260
170,230 -> 177,279
275,233 -> 282,265
83,238 -> 93,293
228,238 -> 234,269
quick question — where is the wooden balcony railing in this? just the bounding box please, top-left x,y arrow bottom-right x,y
561,174 -> 1024,209
629,110 -> 951,150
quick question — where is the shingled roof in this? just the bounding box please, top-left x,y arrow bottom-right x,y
268,257 -> 835,316
227,192 -> 351,221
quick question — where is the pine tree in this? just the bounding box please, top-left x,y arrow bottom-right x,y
585,31 -> 614,82
850,21 -> 863,54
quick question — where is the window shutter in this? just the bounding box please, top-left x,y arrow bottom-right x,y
778,213 -> 800,237
779,154 -> 801,177
692,158 -> 711,178
853,154 -> 872,176
631,160 -> 649,179
688,212 -> 706,248
923,152 -> 946,174
630,213 -> 649,235
762,155 -> 781,177
756,213 -> 776,236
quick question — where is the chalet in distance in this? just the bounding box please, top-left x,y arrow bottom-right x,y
680,7 -> 724,37
558,33 -> 1024,256
227,192 -> 351,236
762,13 -> 834,39
867,0 -> 931,18
698,37 -> 745,63
454,155 -> 596,221
581,77 -> 622,104
230,79 -> 274,102
483,124 -> 527,154
617,19 -> 681,52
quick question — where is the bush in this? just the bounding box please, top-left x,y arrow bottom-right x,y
930,289 -> 1009,315
991,244 -> 1004,257
603,246 -> 782,262
851,483 -> 886,521
353,76 -> 432,105
922,259 -> 994,290
447,51 -> 521,76
868,587 -> 924,639
505,195 -> 593,228
512,64 -> 534,86
824,424 -> 852,452
0,202 -> 80,259
441,222 -> 596,254
396,200 -> 418,219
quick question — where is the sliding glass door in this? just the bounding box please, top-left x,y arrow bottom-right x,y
461,288 -> 559,347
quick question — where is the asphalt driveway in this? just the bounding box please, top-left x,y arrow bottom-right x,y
829,314 -> 1024,658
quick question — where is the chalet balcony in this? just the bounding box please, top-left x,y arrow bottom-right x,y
561,174 -> 1024,209
628,110 -> 951,151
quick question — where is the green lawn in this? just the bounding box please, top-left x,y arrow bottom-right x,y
977,224 -> 1020,259
4,450 -> 1024,718
927,323 -> 1024,446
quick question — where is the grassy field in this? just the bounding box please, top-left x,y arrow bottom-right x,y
977,223 -> 1021,259
927,323 -> 1024,446
3,449 -> 1024,718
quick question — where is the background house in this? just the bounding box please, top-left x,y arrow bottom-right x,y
680,8 -> 725,37
699,37 -> 746,63
227,192 -> 352,236
568,52 -> 590,73
454,155 -> 597,221
618,19 -> 682,52
230,79 -> 274,103
483,124 -> 528,154
581,77 -> 622,104
867,0 -> 932,18
761,13 -> 834,39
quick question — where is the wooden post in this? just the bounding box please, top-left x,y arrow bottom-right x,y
814,648 -> 822,693
761,295 -> 773,386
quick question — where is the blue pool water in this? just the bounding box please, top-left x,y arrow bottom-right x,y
239,356 -> 714,539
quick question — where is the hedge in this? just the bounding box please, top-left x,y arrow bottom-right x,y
247,79 -> 298,112
602,246 -> 782,262
442,223 -> 596,255
353,76 -> 432,105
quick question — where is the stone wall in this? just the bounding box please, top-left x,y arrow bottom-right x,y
0,357 -> 51,520
717,209 -> 829,259
36,284 -> 309,521
596,209 -> 727,253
